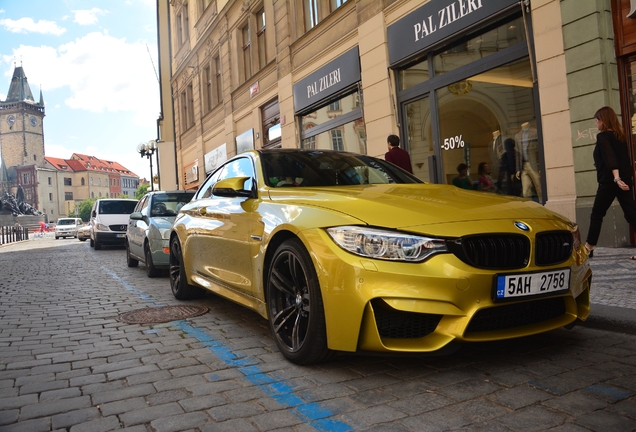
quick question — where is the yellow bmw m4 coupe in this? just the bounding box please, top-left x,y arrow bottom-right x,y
169,149 -> 592,365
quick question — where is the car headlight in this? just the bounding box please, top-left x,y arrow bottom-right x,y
326,226 -> 448,262
159,228 -> 171,240
95,223 -> 110,231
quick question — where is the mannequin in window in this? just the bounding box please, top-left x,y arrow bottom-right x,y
513,122 -> 542,201
491,129 -> 505,191
492,130 -> 504,160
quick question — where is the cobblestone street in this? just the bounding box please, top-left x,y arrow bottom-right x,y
0,239 -> 635,432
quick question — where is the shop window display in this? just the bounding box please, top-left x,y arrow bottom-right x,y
435,58 -> 542,201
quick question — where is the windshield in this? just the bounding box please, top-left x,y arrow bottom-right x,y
98,200 -> 137,215
150,192 -> 195,216
260,150 -> 423,187
57,219 -> 76,225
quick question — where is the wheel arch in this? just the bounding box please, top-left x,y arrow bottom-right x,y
262,229 -> 298,304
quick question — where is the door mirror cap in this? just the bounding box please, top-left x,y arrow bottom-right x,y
213,177 -> 253,198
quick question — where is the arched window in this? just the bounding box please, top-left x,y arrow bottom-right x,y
81,178 -> 85,186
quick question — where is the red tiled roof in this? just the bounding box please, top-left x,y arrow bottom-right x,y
70,153 -> 137,176
46,153 -> 137,177
45,156 -> 73,171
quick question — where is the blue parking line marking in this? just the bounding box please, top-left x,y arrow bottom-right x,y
105,268 -> 354,431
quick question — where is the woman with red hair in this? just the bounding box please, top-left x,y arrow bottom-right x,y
585,106 -> 636,259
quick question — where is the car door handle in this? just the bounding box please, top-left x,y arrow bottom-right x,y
199,207 -> 207,216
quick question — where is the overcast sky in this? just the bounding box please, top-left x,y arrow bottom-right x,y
0,0 -> 160,181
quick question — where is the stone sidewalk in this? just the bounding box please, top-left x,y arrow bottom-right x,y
579,246 -> 636,335
0,239 -> 634,431
585,246 -> 636,310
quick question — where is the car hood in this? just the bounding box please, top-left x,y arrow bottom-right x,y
266,184 -> 570,229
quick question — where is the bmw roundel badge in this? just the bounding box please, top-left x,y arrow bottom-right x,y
514,221 -> 530,231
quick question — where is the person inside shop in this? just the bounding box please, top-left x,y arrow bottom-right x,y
477,162 -> 498,193
500,138 -> 522,196
452,163 -> 472,190
514,121 -> 542,201
584,106 -> 636,260
385,134 -> 413,173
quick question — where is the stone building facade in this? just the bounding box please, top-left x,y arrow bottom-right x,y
0,65 -> 139,221
156,0 -> 636,247
0,65 -> 46,201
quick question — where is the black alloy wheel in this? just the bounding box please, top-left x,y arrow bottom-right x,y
145,245 -> 160,278
266,238 -> 333,365
169,236 -> 202,300
126,241 -> 138,267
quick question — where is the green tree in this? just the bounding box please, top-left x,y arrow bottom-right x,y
76,198 -> 97,222
135,183 -> 150,200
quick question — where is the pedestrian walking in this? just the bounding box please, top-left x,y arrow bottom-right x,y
584,106 -> 636,259
385,134 -> 413,173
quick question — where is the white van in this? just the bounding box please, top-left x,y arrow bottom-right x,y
90,199 -> 138,250
55,218 -> 83,239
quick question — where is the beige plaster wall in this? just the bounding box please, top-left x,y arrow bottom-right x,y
532,0 -> 577,221
358,13 -> 394,159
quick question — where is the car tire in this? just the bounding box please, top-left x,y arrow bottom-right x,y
169,236 -> 203,300
79,238 -> 86,242
126,241 -> 138,267
55,236 -> 59,239
94,241 -> 102,250
266,238 -> 334,365
145,245 -> 160,278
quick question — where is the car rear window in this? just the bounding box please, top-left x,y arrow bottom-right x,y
150,192 -> 195,216
98,200 -> 137,215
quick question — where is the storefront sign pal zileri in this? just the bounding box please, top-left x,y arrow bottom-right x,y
387,0 -> 519,66
293,46 -> 360,114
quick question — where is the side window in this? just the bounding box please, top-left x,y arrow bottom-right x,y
215,158 -> 254,194
196,168 -> 223,200
140,196 -> 151,214
133,196 -> 146,213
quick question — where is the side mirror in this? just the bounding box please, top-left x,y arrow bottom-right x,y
91,210 -> 96,218
129,212 -> 143,221
213,177 -> 253,198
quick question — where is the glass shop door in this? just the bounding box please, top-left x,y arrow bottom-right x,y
403,95 -> 434,182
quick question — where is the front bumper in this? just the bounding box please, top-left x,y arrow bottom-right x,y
149,238 -> 170,268
298,227 -> 592,354
94,232 -> 127,245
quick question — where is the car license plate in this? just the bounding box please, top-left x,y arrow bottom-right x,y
116,234 -> 126,238
495,269 -> 570,300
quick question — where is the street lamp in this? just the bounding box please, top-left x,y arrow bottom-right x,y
137,140 -> 157,191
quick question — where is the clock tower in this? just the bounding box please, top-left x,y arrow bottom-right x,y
0,65 -> 46,181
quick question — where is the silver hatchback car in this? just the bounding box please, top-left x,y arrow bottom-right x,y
126,190 -> 195,277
